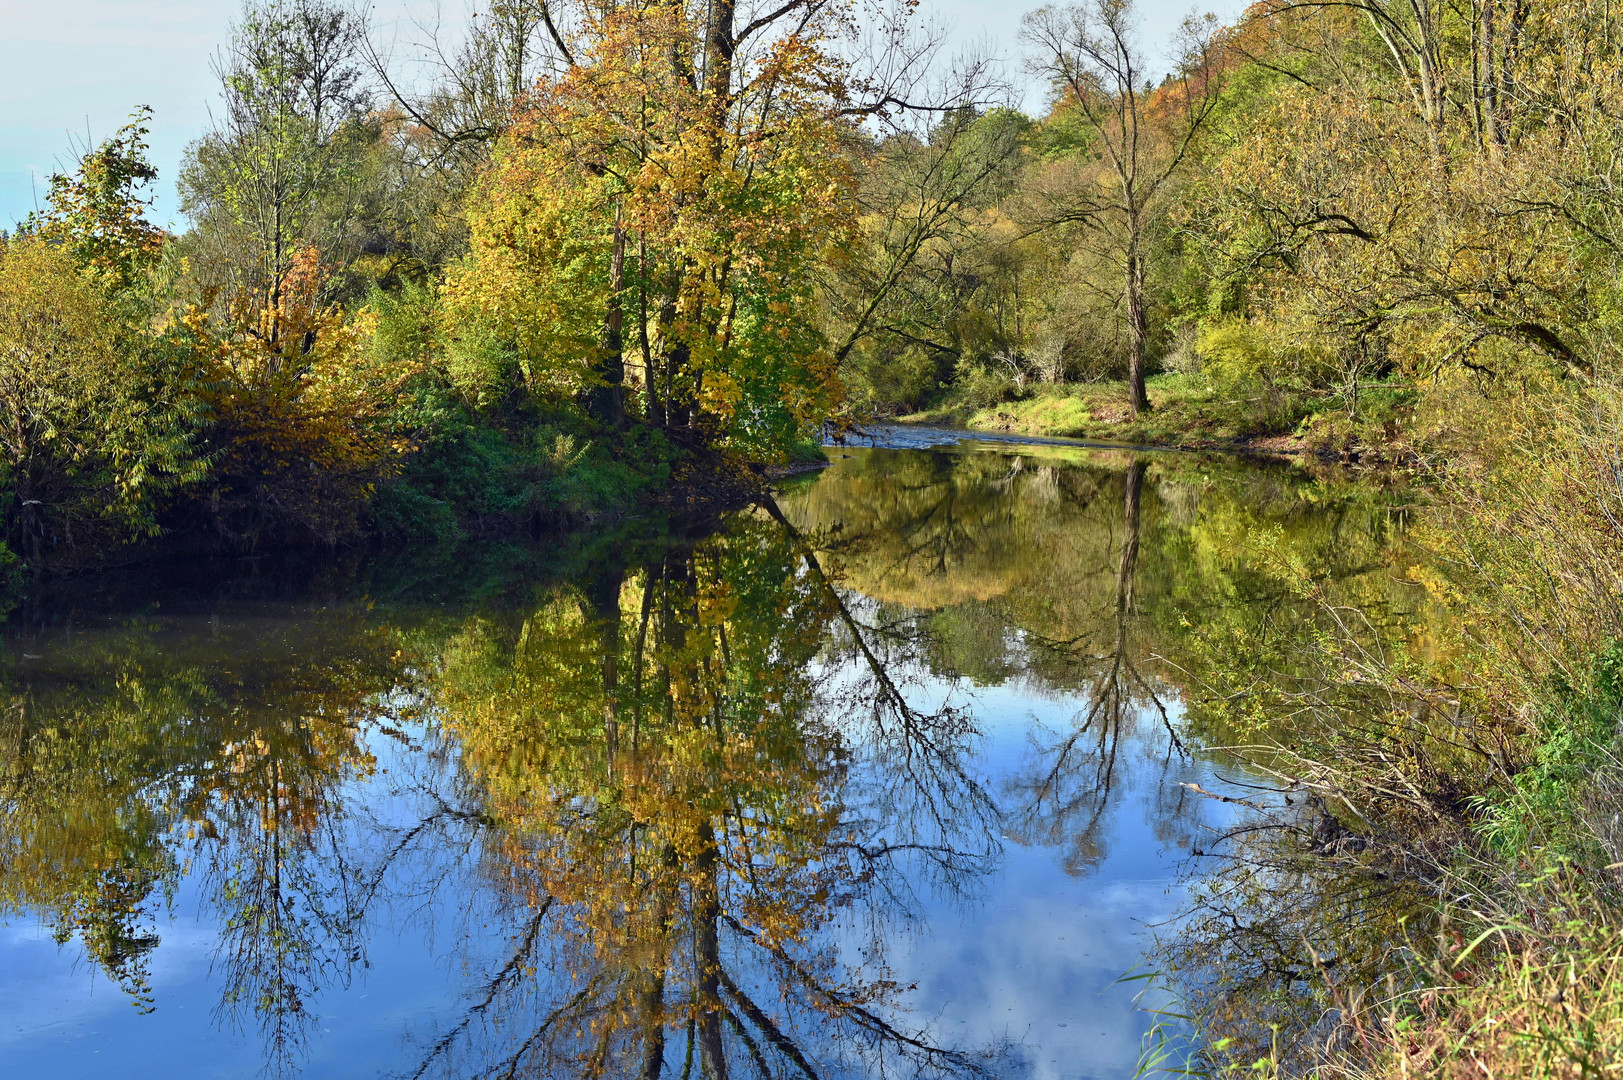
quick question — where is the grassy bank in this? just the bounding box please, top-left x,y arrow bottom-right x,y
1159,387 -> 1623,1077
896,374 -> 1414,458
1232,656 -> 1623,1080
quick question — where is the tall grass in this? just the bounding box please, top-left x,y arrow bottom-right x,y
1161,380 -> 1623,1077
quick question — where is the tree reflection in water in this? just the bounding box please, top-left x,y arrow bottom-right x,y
781,450 -> 1213,876
0,443 -> 1421,1079
997,460 -> 1205,874
0,607 -> 408,1072
413,509 -> 1007,1079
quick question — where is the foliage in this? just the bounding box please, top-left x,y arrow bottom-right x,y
441,2 -> 859,460
174,246 -> 414,545
827,109 -> 1034,412
178,0 -> 373,308
0,238 -> 198,564
20,108 -> 166,291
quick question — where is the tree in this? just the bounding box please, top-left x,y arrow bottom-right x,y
823,107 -> 1034,409
1024,0 -> 1226,416
180,0 -> 372,310
433,0 -> 978,458
349,3 -> 581,282
1183,0 -> 1623,398
0,238 -> 195,564
437,1 -> 864,453
174,245 -> 415,546
21,108 -> 166,292
362,0 -> 571,173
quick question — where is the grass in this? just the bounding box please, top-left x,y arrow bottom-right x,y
1383,888 -> 1623,1079
895,374 -> 1419,457
898,374 -> 1312,449
1180,647 -> 1623,1079
1246,853 -> 1623,1080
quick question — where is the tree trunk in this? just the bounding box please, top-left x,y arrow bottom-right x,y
694,822 -> 727,1079
16,467 -> 41,567
592,217 -> 628,428
640,235 -> 663,428
586,561 -> 624,768
1125,242 -> 1151,417
655,273 -> 691,430
704,0 -> 735,107
1117,460 -> 1144,623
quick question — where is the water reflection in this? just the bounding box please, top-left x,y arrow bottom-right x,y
416,516 -> 1004,1078
0,442 -> 1416,1078
0,608 -> 405,1069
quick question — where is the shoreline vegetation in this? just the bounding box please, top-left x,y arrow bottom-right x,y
893,378 -> 1327,458
5,0 -> 1623,1075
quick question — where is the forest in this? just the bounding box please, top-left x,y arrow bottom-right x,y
7,0 -> 1623,1075
7,0 -> 1617,564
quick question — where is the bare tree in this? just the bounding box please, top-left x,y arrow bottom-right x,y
357,1 -> 571,169
1023,0 -> 1225,416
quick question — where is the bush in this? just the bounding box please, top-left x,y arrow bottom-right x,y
1197,317 -> 1282,391
176,249 -> 415,547
0,237 -> 198,565
957,367 -> 1023,409
844,343 -> 948,413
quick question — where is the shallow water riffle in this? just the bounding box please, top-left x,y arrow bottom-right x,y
0,436 -> 1423,1079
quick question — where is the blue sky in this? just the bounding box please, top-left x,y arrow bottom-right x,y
0,0 -> 1244,229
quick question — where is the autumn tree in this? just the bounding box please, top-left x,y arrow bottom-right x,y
1181,0 -> 1623,412
437,2 -> 856,455
174,246 -> 414,545
431,0 -> 977,461
0,236 -> 198,565
21,108 -> 167,292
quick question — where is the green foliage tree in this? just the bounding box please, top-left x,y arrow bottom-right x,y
1022,0 -> 1227,417
825,108 -> 1037,411
21,108 -> 166,292
0,238 -> 197,564
179,0 -> 373,309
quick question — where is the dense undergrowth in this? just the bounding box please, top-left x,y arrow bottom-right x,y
1146,386 -> 1623,1078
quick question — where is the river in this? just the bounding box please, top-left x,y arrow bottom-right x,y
0,431 -> 1419,1079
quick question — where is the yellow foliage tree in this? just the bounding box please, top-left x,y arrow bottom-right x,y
0,237 -> 195,564
440,1 -> 858,459
176,245 -> 416,544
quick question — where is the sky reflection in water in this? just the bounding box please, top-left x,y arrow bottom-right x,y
0,441 -> 1399,1079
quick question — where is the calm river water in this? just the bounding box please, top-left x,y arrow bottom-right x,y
0,431 -> 1414,1079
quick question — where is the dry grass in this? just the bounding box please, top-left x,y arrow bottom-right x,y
1152,383 -> 1623,1079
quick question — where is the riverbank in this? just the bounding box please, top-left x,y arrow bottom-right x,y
896,373 -> 1415,462
1163,386 -> 1623,1078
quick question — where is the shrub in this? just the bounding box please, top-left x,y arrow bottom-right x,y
0,237 -> 197,564
176,247 -> 416,546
